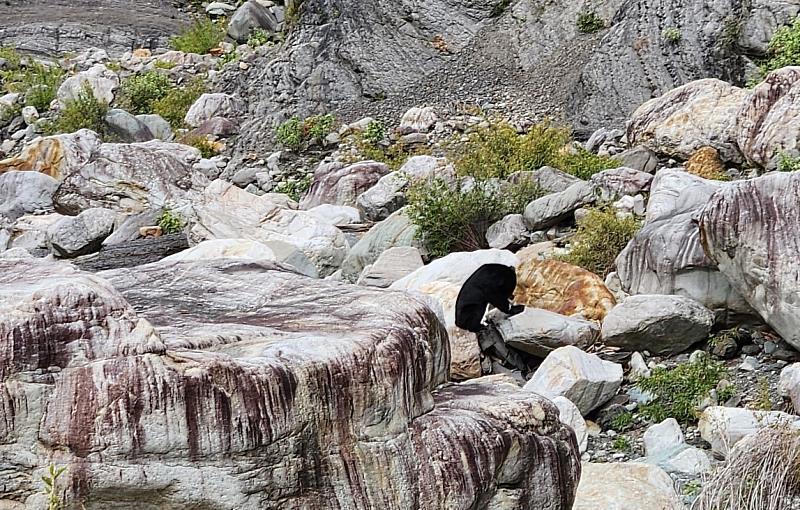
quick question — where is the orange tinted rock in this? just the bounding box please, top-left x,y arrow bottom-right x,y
686,146 -> 728,181
132,48 -> 152,58
0,130 -> 102,179
514,259 -> 616,322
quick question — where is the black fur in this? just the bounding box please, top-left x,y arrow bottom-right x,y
455,263 -> 524,333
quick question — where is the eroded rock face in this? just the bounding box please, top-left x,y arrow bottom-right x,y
0,129 -> 103,179
300,160 -> 390,209
0,258 -> 581,509
573,463 -> 683,510
190,180 -> 348,277
0,170 -> 59,221
57,63 -> 119,106
698,171 -> 800,349
627,78 -> 746,163
514,259 -> 616,322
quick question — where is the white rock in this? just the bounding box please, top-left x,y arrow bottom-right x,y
307,204 -> 361,226
523,345 -> 623,416
357,246 -> 423,288
779,363 -> 800,410
399,106 -> 437,134
552,396 -> 588,454
184,93 -> 245,127
573,462 -> 683,510
644,418 -> 684,458
486,214 -> 529,250
21,106 -> 38,125
390,249 -> 518,293
57,64 -> 119,106
0,170 -> 59,221
698,406 -> 800,456
46,208 -> 118,257
629,352 -> 651,380
659,446 -> 711,476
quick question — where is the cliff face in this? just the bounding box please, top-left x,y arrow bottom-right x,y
224,0 -> 800,160
0,0 -> 188,56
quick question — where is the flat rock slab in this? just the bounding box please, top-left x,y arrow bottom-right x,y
0,258 -> 580,509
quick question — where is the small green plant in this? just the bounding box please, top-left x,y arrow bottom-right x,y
219,51 -> 239,66
363,119 -> 386,146
51,83 -> 108,136
274,174 -> 313,201
683,480 -> 702,497
275,114 -> 336,152
157,209 -> 185,234
777,152 -> 800,172
0,46 -> 22,70
559,146 -> 619,180
755,377 -> 773,411
758,16 -> 800,78
182,135 -> 218,158
610,411 -> 634,431
577,11 -> 606,34
117,70 -> 173,114
0,102 -> 21,125
170,17 -> 226,54
247,28 -> 271,47
105,60 -> 122,72
151,78 -> 206,129
637,352 -> 731,424
42,464 -> 67,510
559,207 -> 641,277
153,59 -> 178,70
612,435 -> 631,452
2,57 -> 65,112
662,26 -> 682,44
285,0 -> 303,27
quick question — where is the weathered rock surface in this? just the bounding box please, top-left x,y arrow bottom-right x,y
0,170 -> 59,221
0,257 -> 581,508
184,93 -> 246,128
486,214 -> 529,250
514,259 -> 616,322
339,207 -> 420,282
573,463 -> 683,510
57,63 -> 119,105
601,295 -> 714,356
300,160 -> 390,209
779,363 -> 800,411
736,66 -> 800,170
105,108 -> 155,143
616,169 -> 752,320
589,167 -> 653,202
398,106 -> 437,134
699,406 -> 800,456
46,207 -> 118,258
190,180 -> 348,277
306,204 -> 361,226
492,308 -> 599,358
643,418 -> 711,476
391,249 -> 518,293
511,167 -> 581,194
524,345 -> 623,416
627,78 -> 746,163
0,129 -> 103,179
357,246 -> 423,288
552,396 -> 588,454
227,0 -> 279,44
524,181 -> 595,231
699,171 -> 800,349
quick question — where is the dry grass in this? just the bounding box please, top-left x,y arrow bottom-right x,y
693,426 -> 800,510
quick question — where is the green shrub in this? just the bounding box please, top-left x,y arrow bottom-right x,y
42,464 -> 67,510
610,411 -> 634,431
363,119 -> 386,146
454,121 -> 570,180
181,135 -> 218,158
157,209 -> 185,234
117,71 -> 173,114
559,207 -> 641,276
247,28 -> 271,47
154,59 -> 178,70
1,55 -> 65,112
275,114 -> 336,151
577,11 -> 606,34
612,435 -> 631,452
170,17 -> 226,54
274,174 -> 313,201
52,84 -> 108,136
559,146 -> 620,180
662,26 -> 682,44
636,353 -> 730,424
285,1 -> 303,27
759,16 -> 800,78
151,78 -> 206,129
777,152 -> 800,172
0,46 -> 22,70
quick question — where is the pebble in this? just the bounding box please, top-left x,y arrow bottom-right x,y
739,356 -> 761,372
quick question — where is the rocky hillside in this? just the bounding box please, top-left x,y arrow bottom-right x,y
5,0 -> 800,509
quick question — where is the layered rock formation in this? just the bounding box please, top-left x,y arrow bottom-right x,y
0,257 -> 581,509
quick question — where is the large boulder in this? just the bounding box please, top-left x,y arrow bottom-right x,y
104,108 -> 155,142
552,396 -> 588,454
46,207 -> 118,257
736,66 -> 800,170
0,170 -> 59,221
523,345 -> 623,416
626,78 -> 746,163
357,246 -> 424,288
391,248 -> 518,293
398,106 -> 437,134
779,363 -> 800,411
589,167 -> 653,201
300,160 -> 390,209
486,214 -> 529,250
698,406 -> 800,456
57,63 -> 119,105
0,257 -> 581,508
601,295 -> 714,355
573,463 -> 683,510
190,180 -> 348,277
699,171 -> 800,348
0,129 -> 103,179
615,169 -> 752,320
227,0 -> 279,43
514,259 -> 616,321
184,93 -> 245,128
492,308 -> 599,358
523,181 -> 596,231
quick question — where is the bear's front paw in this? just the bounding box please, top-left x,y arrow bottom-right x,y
509,304 -> 525,316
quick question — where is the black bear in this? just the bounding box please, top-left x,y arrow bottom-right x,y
455,263 -> 525,333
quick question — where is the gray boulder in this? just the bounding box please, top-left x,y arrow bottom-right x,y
184,93 -> 245,128
301,160 -> 390,209
589,167 -> 653,201
0,170 -> 59,221
105,109 -> 155,142
486,213 -> 529,250
523,181 -> 595,231
510,167 -> 581,194
601,295 -> 715,356
136,114 -> 174,141
616,146 -> 659,174
57,63 -> 119,106
227,0 -> 279,43
47,207 -> 118,257
492,308 -> 599,358
357,246 -> 424,288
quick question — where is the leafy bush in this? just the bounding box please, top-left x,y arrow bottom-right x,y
1,54 -> 65,112
363,119 -> 386,146
759,16 -> 800,78
407,177 -> 544,257
662,26 -> 682,44
247,28 -> 271,47
157,209 -> 185,234
559,146 -> 619,180
274,174 -> 313,201
117,71 -> 173,114
454,121 -> 570,180
777,152 -> 800,172
151,78 -> 206,128
636,353 -> 730,424
154,59 -> 178,70
559,207 -> 641,276
170,17 -> 226,54
610,411 -> 634,431
182,135 -> 219,158
51,84 -> 108,136
612,435 -> 631,452
577,11 -> 606,34
275,114 -> 336,151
